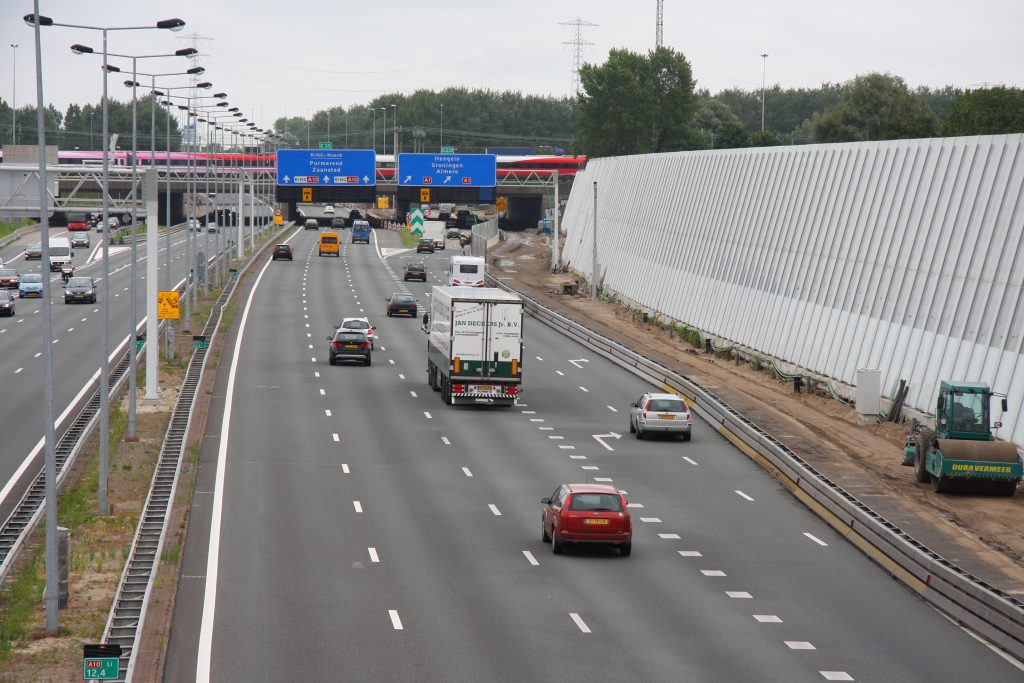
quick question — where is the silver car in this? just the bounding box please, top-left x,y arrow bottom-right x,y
629,392 -> 692,441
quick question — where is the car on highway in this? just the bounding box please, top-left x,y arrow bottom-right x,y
25,243 -> 42,260
0,289 -> 15,316
541,484 -> 632,556
386,293 -> 417,317
446,227 -> 461,239
351,220 -> 371,244
629,392 -> 692,441
64,276 -> 97,304
416,238 -> 435,254
327,329 -> 372,366
107,216 -> 120,230
304,218 -> 319,230
272,244 -> 293,261
331,217 -> 346,230
186,218 -> 201,231
324,205 -> 335,215
18,272 -> 44,298
345,208 -> 362,227
0,268 -> 20,289
403,262 -> 427,282
337,316 -> 377,349
70,232 -> 91,249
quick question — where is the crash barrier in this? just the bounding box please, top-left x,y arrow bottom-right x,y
470,218 -> 499,259
487,274 -> 1024,661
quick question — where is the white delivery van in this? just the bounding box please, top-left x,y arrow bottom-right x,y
449,255 -> 485,287
48,237 -> 73,272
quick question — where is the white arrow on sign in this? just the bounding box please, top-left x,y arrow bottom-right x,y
403,175 -> 412,183
363,175 -> 370,183
593,432 -> 621,451
568,359 -> 589,369
323,175 -> 329,183
283,175 -> 290,183
443,175 -> 452,184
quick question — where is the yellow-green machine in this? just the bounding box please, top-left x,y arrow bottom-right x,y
903,381 -> 1021,495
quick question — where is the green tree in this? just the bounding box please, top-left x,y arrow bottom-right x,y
575,46 -> 701,157
693,98 -> 747,149
941,87 -> 1024,136
812,72 -> 937,142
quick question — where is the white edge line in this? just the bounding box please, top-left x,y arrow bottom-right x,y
569,612 -> 591,633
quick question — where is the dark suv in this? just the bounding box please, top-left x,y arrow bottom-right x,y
416,238 -> 435,254
403,262 -> 427,281
272,244 -> 293,261
304,218 -> 319,230
327,330 -> 372,366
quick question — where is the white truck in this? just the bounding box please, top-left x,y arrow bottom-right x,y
422,220 -> 447,250
48,237 -> 73,272
448,255 -> 485,287
427,287 -> 524,406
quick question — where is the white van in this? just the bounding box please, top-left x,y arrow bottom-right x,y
48,237 -> 73,272
448,255 -> 485,287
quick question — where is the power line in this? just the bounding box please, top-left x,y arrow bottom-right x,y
559,18 -> 597,96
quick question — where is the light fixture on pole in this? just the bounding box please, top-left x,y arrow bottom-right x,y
9,43 -> 16,144
380,106 -> 387,156
391,103 -> 397,155
440,102 -> 443,150
24,8 -> 185,633
760,53 -> 769,133
372,107 -> 376,154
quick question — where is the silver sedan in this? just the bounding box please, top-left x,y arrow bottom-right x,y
629,392 -> 692,441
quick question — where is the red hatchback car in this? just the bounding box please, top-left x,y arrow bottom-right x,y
541,484 -> 632,556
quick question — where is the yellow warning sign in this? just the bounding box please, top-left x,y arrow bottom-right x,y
496,197 -> 507,212
302,187 -> 312,202
377,195 -> 390,209
158,291 -> 180,320
420,188 -> 430,203
274,214 -> 283,225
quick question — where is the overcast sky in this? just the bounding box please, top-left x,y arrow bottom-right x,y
3,0 -> 1022,134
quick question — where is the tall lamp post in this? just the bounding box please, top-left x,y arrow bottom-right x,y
380,106 -> 387,156
440,102 -> 444,150
72,48 -> 199,439
391,103 -> 397,155
9,43 -> 16,144
23,8 -> 185,633
760,52 -> 769,133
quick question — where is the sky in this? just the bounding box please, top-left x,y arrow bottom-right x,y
2,0 -> 1022,135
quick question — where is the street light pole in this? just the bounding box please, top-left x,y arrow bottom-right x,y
9,43 -> 16,144
760,53 -> 769,133
380,107 -> 387,156
391,103 -> 397,156
440,102 -> 443,150
372,108 -> 376,154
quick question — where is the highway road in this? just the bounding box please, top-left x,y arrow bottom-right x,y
166,227 -> 1022,682
0,225 -> 200,525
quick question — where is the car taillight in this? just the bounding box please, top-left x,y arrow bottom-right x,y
452,384 -> 465,394
642,411 -> 648,419
505,385 -> 518,395
332,342 -> 342,347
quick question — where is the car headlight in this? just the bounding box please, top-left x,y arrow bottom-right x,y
85,289 -> 94,295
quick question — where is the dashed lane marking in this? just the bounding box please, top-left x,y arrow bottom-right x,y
389,610 -> 403,630
353,501 -> 363,513
754,615 -> 782,623
735,490 -> 755,501
522,550 -> 539,566
488,504 -> 502,516
804,532 -> 828,546
569,613 -> 591,633
462,467 -> 473,477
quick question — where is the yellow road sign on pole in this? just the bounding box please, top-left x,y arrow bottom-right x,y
157,291 -> 180,320
274,214 -> 283,225
420,188 -> 430,203
496,197 -> 507,212
302,187 -> 312,202
377,195 -> 390,209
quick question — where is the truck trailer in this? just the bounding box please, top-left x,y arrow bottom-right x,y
426,287 -> 524,406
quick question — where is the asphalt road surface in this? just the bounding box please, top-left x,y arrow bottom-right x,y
166,226 -> 1023,682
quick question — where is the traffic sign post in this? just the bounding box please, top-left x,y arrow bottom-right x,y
157,291 -> 180,320
276,149 -> 376,186
83,644 -> 121,681
410,208 -> 424,235
496,197 -> 507,212
302,187 -> 313,202
420,188 -> 431,203
274,214 -> 283,225
377,196 -> 390,209
397,153 -> 497,187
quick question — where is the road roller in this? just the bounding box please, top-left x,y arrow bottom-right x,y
903,381 -> 1021,495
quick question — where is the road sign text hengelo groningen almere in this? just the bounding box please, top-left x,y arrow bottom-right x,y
397,153 -> 497,188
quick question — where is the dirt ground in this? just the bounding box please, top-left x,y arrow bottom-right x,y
489,231 -> 1024,594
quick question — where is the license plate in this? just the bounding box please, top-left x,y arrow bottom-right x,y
345,344 -> 359,349
477,385 -> 493,391
659,414 -> 675,419
584,518 -> 609,525
75,294 -> 84,299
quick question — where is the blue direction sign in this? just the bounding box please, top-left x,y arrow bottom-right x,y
397,153 -> 496,187
276,149 -> 376,186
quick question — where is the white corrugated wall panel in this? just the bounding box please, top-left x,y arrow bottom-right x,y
562,135 -> 1024,448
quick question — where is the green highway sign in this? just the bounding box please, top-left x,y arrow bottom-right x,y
83,644 -> 121,680
440,146 -> 455,153
319,141 -> 332,149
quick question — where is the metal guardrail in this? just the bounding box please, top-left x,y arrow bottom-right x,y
100,222 -> 295,681
489,275 -> 1024,661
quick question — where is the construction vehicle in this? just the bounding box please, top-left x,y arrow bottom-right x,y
903,381 -> 1021,495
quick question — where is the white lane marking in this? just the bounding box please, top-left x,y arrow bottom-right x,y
319,388 -> 326,396
804,532 -> 828,546
539,427 -> 554,431
325,410 -> 332,417
67,327 -> 74,332
368,548 -> 380,563
559,445 -> 576,450
462,467 -> 473,477
606,406 -> 618,413
441,436 -> 450,445
679,550 -> 702,557
389,610 -> 403,630
14,368 -> 23,374
529,418 -> 545,422
306,333 -> 311,338
311,357 -> 316,362
819,674 -> 854,682
556,370 -> 564,376
581,465 -> 599,471
535,356 -> 543,361
488,504 -> 502,516
754,615 -> 783,623
683,456 -> 699,465
569,613 -> 591,633
626,503 -> 644,508
579,386 -> 589,392
521,410 -> 536,414
658,533 -> 681,540
701,570 -> 727,577
786,641 -> 816,650
410,391 -> 417,398
639,517 -> 662,523
735,490 -> 755,501
726,591 -> 752,598
81,317 -> 87,322
398,373 -> 405,380
341,464 -> 350,474
593,477 -> 613,482
389,359 -> 395,365
332,434 -> 340,442
424,411 -> 432,419
569,455 -> 587,460
353,501 -> 363,513
522,550 -> 539,566
52,339 -> 59,344
308,344 -> 314,349
34,352 -> 42,358
195,255 -> 274,682
548,435 -> 564,440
